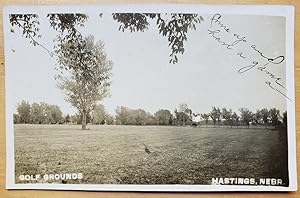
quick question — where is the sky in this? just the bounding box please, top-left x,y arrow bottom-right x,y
5,12 -> 287,116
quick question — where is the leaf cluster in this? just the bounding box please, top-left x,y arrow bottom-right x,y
9,14 -> 41,45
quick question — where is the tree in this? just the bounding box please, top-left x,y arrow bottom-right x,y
174,108 -> 192,126
15,101 -> 63,124
17,100 -> 31,123
91,104 -> 114,125
65,114 -> 71,123
260,108 -> 270,127
253,110 -> 263,125
13,114 -> 20,124
57,35 -> 112,130
91,104 -> 107,125
128,109 -> 151,125
154,109 -> 173,125
216,107 -> 222,125
30,102 -> 44,124
134,109 -> 148,125
145,113 -> 157,125
200,113 -> 210,125
282,111 -> 287,127
231,112 -> 240,126
70,114 -> 80,124
209,107 -> 221,126
115,106 -> 156,125
269,108 -> 281,127
222,108 -> 233,127
39,102 -> 52,124
177,104 -> 191,126
105,114 -> 115,125
239,108 -> 253,128
49,105 -> 63,124
115,106 -> 130,125
30,102 -> 63,124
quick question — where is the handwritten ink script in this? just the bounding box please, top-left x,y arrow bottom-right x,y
208,13 -> 291,101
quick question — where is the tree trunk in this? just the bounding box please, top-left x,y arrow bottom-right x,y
82,111 -> 87,130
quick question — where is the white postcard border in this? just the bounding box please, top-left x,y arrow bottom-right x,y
3,4 -> 296,191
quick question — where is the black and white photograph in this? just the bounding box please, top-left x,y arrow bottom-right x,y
3,5 -> 296,191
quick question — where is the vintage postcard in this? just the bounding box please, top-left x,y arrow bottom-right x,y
3,5 -> 296,191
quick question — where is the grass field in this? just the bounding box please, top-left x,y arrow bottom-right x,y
14,124 -> 288,185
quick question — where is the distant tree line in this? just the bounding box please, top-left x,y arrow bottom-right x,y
115,106 -> 157,125
200,106 -> 287,128
14,101 -> 287,128
14,100 -> 63,124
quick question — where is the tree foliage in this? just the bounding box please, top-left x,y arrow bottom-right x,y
30,102 -> 44,124
200,113 -> 210,125
91,104 -> 106,124
65,114 -> 71,123
154,109 -> 173,125
70,113 -> 92,125
269,108 -> 281,126
231,112 -> 240,126
112,13 -> 203,63
48,13 -> 88,33
222,108 -> 233,126
105,114 -> 115,125
260,108 -> 270,126
253,110 -> 262,125
115,106 -> 156,125
14,100 -> 287,129
282,111 -> 287,127
239,108 -> 254,128
91,104 -> 114,125
10,13 -> 203,64
15,101 -> 63,124
174,104 -> 193,126
13,114 -> 20,124
209,107 -> 221,125
17,100 -> 31,123
9,14 -> 41,44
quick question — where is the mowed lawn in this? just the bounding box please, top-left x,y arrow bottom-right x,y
14,124 -> 288,185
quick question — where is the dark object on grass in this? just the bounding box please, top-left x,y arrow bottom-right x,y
143,143 -> 151,154
191,122 -> 197,127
